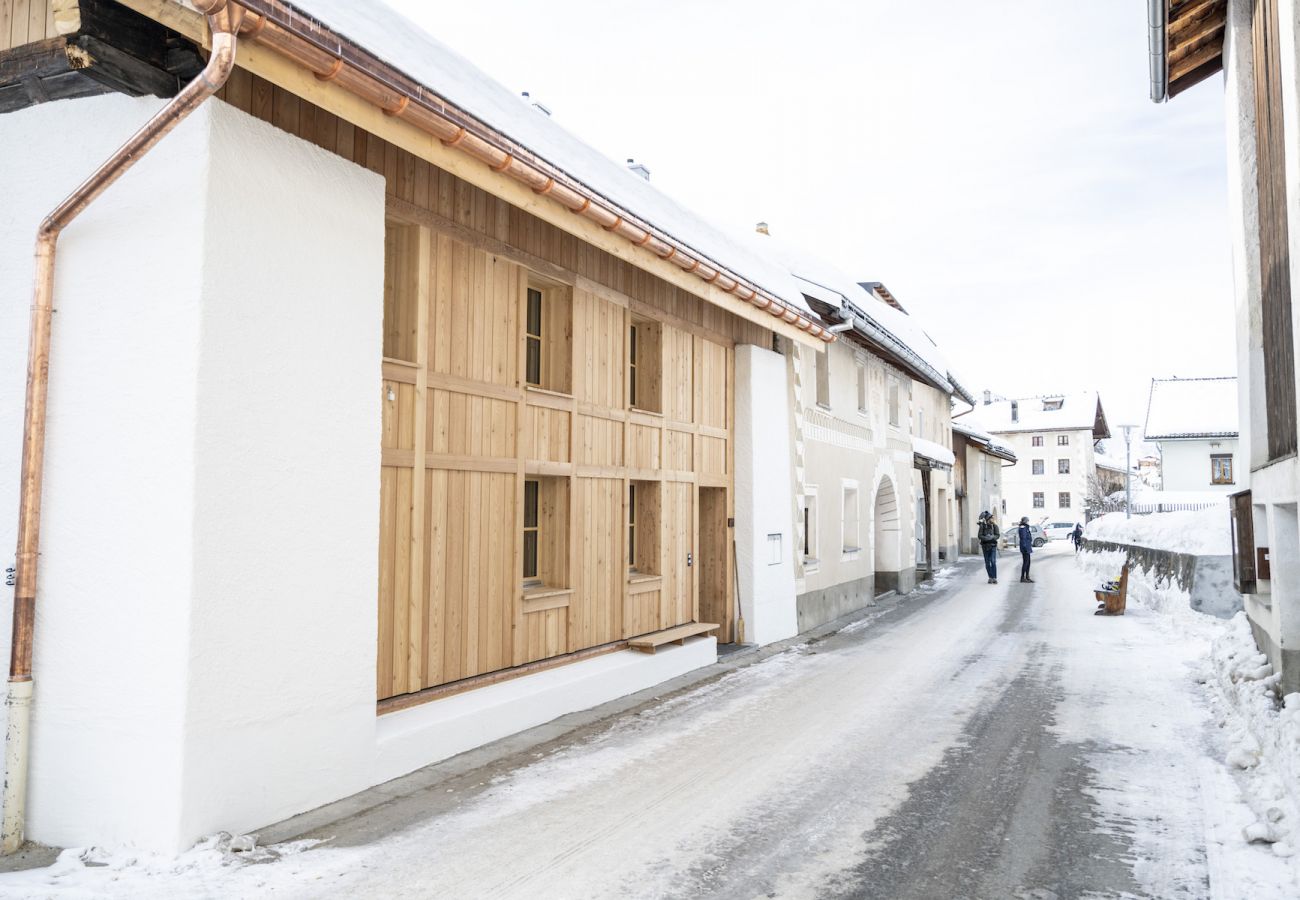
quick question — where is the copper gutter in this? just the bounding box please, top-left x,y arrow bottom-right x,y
1,0 -> 243,855
226,0 -> 832,342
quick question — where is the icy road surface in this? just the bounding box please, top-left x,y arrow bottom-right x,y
6,543 -> 1297,898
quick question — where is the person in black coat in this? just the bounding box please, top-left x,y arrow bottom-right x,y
977,511 -> 1001,584
1071,523 -> 1084,553
1018,516 -> 1034,583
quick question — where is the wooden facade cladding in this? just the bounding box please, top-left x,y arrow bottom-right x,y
214,71 -> 751,700
0,0 -> 57,52
1252,0 -> 1296,461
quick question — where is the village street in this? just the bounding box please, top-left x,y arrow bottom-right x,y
7,542 -> 1294,900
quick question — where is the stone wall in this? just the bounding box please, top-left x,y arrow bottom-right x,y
1082,540 -> 1242,619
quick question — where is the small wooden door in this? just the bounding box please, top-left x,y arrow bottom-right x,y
697,486 -> 731,642
663,482 -> 694,630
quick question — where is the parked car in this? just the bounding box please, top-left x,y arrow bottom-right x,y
1042,521 -> 1079,542
1001,524 -> 1048,549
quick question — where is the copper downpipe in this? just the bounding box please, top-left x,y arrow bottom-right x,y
228,0 -> 832,341
1,1 -> 243,854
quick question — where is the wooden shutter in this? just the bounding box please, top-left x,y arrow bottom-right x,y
1230,490 -> 1256,594
1253,0 -> 1297,460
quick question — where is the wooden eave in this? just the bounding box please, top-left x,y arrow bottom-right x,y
1164,0 -> 1228,99
0,0 -> 203,114
107,0 -> 827,349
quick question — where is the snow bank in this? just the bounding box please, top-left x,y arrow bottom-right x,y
1077,551 -> 1300,869
1085,506 -> 1230,556
1209,616 -> 1300,856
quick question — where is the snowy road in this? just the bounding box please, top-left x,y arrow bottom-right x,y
6,543 -> 1298,898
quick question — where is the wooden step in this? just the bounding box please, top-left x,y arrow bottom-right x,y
628,622 -> 719,653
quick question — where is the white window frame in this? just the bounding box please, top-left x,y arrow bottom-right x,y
855,353 -> 868,415
802,486 -> 820,569
888,376 -> 901,428
815,349 -> 831,409
841,479 -> 861,558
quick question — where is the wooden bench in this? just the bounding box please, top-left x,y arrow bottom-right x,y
1094,565 -> 1129,616
628,622 -> 719,653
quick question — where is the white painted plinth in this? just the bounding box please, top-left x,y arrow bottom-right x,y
375,638 -> 717,785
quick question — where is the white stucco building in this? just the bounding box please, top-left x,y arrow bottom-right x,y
981,393 -> 1111,526
1144,376 -> 1241,494
952,416 -> 1017,553
1148,0 -> 1299,692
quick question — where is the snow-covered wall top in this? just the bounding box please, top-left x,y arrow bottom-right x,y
980,392 -> 1107,437
1144,376 -> 1239,439
275,0 -> 816,317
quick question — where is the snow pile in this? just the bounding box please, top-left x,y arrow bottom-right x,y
1085,506 -> 1230,556
1208,616 -> 1300,858
1077,549 -> 1300,881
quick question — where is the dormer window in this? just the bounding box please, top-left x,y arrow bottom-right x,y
1042,398 -> 1064,411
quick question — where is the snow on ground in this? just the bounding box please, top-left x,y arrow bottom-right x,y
1085,506 -> 1231,555
1076,550 -> 1300,896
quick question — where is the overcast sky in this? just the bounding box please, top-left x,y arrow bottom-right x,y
389,0 -> 1232,441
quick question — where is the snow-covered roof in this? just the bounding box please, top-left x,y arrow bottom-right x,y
952,416 -> 1017,461
1144,376 -> 1239,440
1094,452 -> 1135,474
913,436 -> 956,468
980,392 -> 1110,438
275,0 -> 820,321
734,231 -> 956,392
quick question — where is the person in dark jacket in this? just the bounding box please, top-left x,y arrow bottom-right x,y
1018,516 -> 1034,583
977,511 -> 1000,584
1071,523 -> 1084,553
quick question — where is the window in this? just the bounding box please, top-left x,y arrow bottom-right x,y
856,358 -> 867,413
842,482 -> 860,555
1057,435 -> 1070,446
815,350 -> 831,408
1031,436 -> 1044,447
1032,459 -> 1044,475
1033,492 -> 1045,508
1058,459 -> 1070,474
627,481 -> 660,573
1212,454 -> 1235,485
525,288 -> 543,386
1058,492 -> 1071,509
628,319 -> 662,412
918,409 -> 926,441
888,378 -> 901,427
522,477 -> 569,589
803,489 -> 819,564
523,283 -> 572,393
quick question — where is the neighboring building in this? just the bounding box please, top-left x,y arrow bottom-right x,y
746,237 -> 966,632
0,0 -> 843,851
981,393 -> 1112,525
1095,454 -> 1133,497
1137,454 -> 1163,489
951,416 -> 1017,553
1148,0 -> 1299,692
1143,376 -> 1241,493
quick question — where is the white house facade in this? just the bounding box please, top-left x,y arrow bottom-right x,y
981,393 -> 1111,526
1144,376 -> 1241,494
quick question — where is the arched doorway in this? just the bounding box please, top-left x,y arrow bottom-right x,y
873,475 -> 901,592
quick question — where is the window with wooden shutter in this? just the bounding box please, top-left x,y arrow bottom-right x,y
1253,0 -> 1296,460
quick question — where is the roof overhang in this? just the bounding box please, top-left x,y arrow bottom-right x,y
952,422 -> 1017,462
117,0 -> 831,347
1149,0 -> 1228,102
1147,431 -> 1240,440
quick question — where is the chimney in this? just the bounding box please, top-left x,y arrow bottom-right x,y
983,390 -> 991,406
625,158 -> 650,181
755,221 -> 770,235
1011,400 -> 1019,423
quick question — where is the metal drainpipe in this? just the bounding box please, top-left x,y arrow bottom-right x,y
1,0 -> 244,854
1148,0 -> 1168,102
